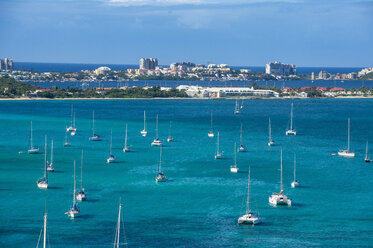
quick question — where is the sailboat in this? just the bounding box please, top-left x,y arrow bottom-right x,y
215,131 -> 224,159
66,104 -> 76,132
37,136 -> 48,189
36,211 -> 48,248
140,110 -> 148,137
28,120 -> 40,154
64,127 -> 71,147
89,111 -> 102,141
208,112 -> 215,138
65,160 -> 80,218
151,114 -> 162,146
238,167 -> 261,225
240,99 -> 244,109
113,200 -> 128,248
155,146 -> 168,182
238,123 -> 247,152
285,103 -> 296,135
268,117 -> 275,146
234,98 -> 241,115
167,121 -> 174,142
107,130 -> 116,163
365,141 -> 371,163
338,118 -> 355,157
123,123 -> 131,152
47,139 -> 54,172
230,143 -> 239,173
291,153 -> 300,188
76,150 -> 87,201
269,148 -> 292,206
71,112 -> 77,136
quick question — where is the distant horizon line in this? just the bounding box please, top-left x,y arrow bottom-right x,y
13,61 -> 368,69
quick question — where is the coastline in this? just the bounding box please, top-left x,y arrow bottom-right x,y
1,96 -> 373,101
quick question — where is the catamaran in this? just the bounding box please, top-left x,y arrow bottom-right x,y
215,131 -> 224,159
76,150 -> 87,201
234,98 -> 241,115
89,111 -> 102,141
71,112 -> 77,136
269,148 -> 292,206
37,136 -> 49,189
64,128 -> 71,147
238,123 -> 247,152
167,121 -> 174,142
65,160 -> 80,218
141,110 -> 148,137
123,123 -> 131,152
365,141 -> 371,163
151,114 -> 162,146
285,103 -> 296,136
113,200 -> 128,248
238,167 -> 261,225
338,118 -> 355,157
36,211 -> 48,248
155,146 -> 168,182
28,120 -> 40,154
208,112 -> 214,138
291,153 -> 300,188
268,117 -> 275,146
230,143 -> 239,173
47,139 -> 54,172
107,130 -> 116,163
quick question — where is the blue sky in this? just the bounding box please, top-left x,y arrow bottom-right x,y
0,0 -> 372,66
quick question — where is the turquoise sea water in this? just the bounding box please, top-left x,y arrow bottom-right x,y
0,99 -> 373,247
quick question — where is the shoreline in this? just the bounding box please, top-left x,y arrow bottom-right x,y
1,96 -> 373,101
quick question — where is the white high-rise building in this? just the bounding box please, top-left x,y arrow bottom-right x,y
265,62 -> 296,75
140,58 -> 158,70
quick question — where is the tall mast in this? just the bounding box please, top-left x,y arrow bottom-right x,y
269,117 -> 272,141
73,112 -> 76,128
293,153 -> 296,181
366,141 -> 369,159
110,130 -> 113,155
234,143 -> 237,168
280,148 -> 283,191
73,160 -> 76,206
210,112 -> 213,131
44,136 -> 47,180
114,202 -> 122,248
290,103 -> 293,130
43,212 -> 47,248
217,132 -> 220,154
240,123 -> 243,146
70,104 -> 73,127
50,139 -> 53,165
144,110 -> 146,130
158,146 -> 162,173
30,120 -> 33,149
80,150 -> 84,190
92,111 -> 95,136
246,167 -> 251,214
347,118 -> 350,152
125,123 -> 128,148
168,121 -> 172,138
156,114 -> 159,139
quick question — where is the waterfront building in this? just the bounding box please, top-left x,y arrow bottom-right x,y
0,58 -> 14,71
358,67 -> 373,77
140,58 -> 158,70
265,61 -> 296,75
94,66 -> 111,75
170,62 -> 196,71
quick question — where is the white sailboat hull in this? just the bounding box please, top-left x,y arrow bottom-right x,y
269,194 -> 291,206
238,213 -> 261,225
37,181 -> 48,189
76,192 -> 87,201
167,137 -> 174,142
215,153 -> 224,159
107,156 -> 116,163
268,140 -> 275,146
286,129 -> 297,136
28,148 -> 40,154
151,139 -> 163,146
338,150 -> 355,157
123,147 -> 131,152
141,130 -> 147,137
291,180 -> 300,188
89,135 -> 102,141
238,145 -> 247,152
230,167 -> 239,173
208,132 -> 214,138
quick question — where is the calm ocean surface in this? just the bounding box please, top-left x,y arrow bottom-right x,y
0,99 -> 373,247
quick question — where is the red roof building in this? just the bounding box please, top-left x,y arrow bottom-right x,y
329,87 -> 345,91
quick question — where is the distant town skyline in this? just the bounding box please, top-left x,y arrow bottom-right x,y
0,0 -> 372,67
